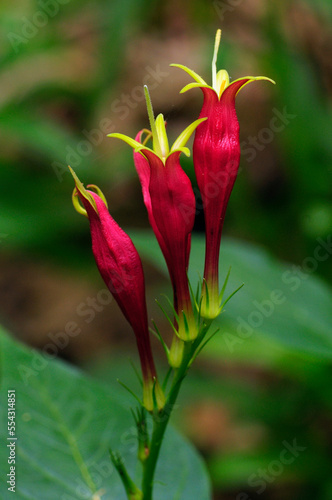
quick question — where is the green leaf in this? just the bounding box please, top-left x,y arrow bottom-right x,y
0,329 -> 211,500
131,230 -> 332,361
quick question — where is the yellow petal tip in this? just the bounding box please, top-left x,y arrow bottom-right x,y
68,166 -> 98,216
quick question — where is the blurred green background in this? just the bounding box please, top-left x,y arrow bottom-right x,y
1,0 -> 332,499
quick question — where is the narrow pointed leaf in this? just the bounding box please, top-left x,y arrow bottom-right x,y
219,266 -> 232,302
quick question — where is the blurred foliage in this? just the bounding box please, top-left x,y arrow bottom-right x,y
88,343 -> 332,500
133,231 -> 332,361
0,0 -> 331,274
1,0 -> 332,499
0,329 -> 212,500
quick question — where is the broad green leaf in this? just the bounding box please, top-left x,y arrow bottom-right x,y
131,231 -> 332,361
0,329 -> 211,500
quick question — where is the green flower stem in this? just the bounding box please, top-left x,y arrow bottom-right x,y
141,321 -> 212,500
110,450 -> 143,499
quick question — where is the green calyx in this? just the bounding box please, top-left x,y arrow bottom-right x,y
143,377 -> 166,413
200,268 -> 244,320
169,335 -> 185,368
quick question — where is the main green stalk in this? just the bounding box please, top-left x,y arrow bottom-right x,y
141,322 -> 212,499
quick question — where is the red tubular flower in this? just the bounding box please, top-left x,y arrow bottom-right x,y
69,167 -> 165,412
108,88 -> 206,344
171,30 -> 275,318
132,130 -> 176,293
133,139 -> 194,326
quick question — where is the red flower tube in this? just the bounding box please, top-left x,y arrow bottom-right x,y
171,30 -> 275,318
69,167 -> 165,411
109,88 -> 206,344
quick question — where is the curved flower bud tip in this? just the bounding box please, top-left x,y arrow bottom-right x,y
171,29 -> 275,99
69,166 -> 98,216
69,166 -> 110,219
108,86 -> 206,163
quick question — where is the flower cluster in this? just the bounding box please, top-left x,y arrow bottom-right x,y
69,30 -> 274,413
